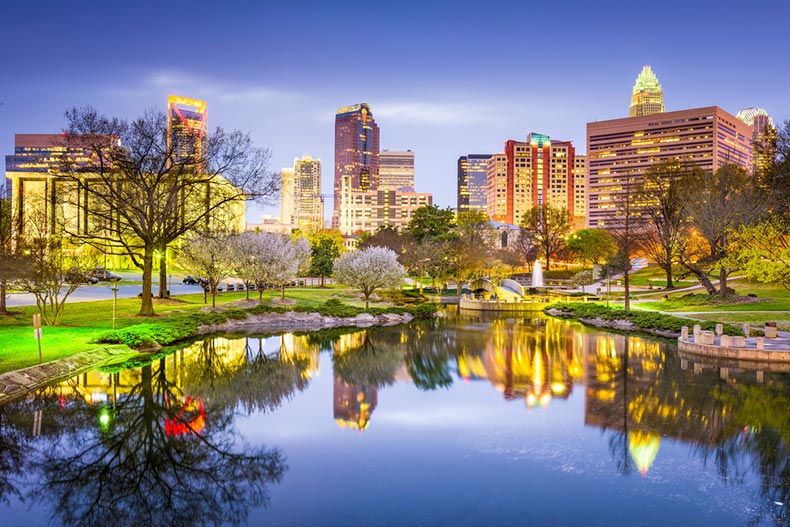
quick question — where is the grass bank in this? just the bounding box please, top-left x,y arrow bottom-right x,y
0,286 -> 434,373
546,302 -> 743,337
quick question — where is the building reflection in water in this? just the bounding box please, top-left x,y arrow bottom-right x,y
457,317 -> 585,409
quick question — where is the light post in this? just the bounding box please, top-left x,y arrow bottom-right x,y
112,278 -> 119,330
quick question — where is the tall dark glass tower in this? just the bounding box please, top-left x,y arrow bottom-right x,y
333,103 -> 379,228
457,154 -> 492,213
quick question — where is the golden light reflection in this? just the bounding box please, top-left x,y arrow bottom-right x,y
628,431 -> 661,476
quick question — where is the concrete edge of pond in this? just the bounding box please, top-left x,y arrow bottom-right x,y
0,345 -> 136,405
0,311 -> 417,405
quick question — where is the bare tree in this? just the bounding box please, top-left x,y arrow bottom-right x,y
681,164 -> 764,297
448,210 -> 495,294
59,107 -> 277,316
0,190 -> 26,315
609,176 -> 643,312
636,161 -> 699,289
518,205 -> 571,271
15,206 -> 99,325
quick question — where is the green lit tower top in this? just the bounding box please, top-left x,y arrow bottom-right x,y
629,65 -> 665,117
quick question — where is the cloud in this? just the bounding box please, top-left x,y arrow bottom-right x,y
373,100 -> 502,125
103,69 -> 302,104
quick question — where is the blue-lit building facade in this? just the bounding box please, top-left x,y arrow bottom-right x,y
457,154 -> 491,213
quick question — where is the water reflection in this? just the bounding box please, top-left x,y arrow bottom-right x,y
0,334 -> 319,527
1,315 -> 790,526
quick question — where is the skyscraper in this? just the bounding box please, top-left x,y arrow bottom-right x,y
333,103 -> 379,228
587,106 -> 753,229
486,133 -> 581,225
629,65 -> 664,117
167,95 -> 208,162
457,154 -> 492,213
379,150 -> 415,190
280,155 -> 323,231
737,107 -> 776,177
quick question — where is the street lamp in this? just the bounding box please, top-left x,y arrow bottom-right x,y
111,279 -> 119,329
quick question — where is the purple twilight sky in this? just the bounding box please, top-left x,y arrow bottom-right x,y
2,0 -> 788,224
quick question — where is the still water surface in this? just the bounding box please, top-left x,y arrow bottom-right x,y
1,310 -> 790,526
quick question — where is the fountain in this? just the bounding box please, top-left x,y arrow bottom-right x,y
531,260 -> 544,288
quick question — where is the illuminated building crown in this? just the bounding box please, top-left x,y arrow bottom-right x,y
629,65 -> 665,117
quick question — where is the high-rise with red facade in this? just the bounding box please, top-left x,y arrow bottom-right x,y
333,103 -> 380,228
487,133 -> 583,226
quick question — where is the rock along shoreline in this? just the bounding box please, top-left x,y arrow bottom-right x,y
0,310 -> 415,405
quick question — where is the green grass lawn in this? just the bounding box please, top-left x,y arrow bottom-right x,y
0,285 -> 352,373
634,280 -> 790,328
626,266 -> 697,288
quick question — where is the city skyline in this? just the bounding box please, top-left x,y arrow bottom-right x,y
1,1 -> 788,224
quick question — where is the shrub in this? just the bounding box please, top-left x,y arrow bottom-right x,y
547,302 -> 741,335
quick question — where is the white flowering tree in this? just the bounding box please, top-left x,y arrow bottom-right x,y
333,246 -> 405,309
231,232 -> 310,302
178,233 -> 236,308
266,235 -> 311,300
230,231 -> 262,300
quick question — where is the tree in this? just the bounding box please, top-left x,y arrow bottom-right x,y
358,225 -> 405,255
0,191 -> 23,315
510,229 -> 539,271
729,216 -> 790,291
60,107 -> 277,316
758,119 -> 790,215
518,205 -> 571,271
637,161 -> 700,289
681,164 -> 764,297
566,228 -> 617,268
405,205 -> 456,242
308,230 -> 344,287
609,176 -> 643,312
448,210 -> 495,294
177,232 -> 236,308
13,204 -> 99,325
260,234 -> 311,300
333,246 -> 405,309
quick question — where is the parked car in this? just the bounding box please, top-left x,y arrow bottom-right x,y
183,275 -> 203,285
88,268 -> 122,282
65,268 -> 99,284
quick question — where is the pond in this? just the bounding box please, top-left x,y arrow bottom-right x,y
1,309 -> 789,526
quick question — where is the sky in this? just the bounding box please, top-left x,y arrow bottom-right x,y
2,0 -> 789,225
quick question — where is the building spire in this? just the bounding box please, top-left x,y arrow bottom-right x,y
629,65 -> 664,117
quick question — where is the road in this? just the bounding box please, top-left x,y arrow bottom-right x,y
5,272 -> 207,307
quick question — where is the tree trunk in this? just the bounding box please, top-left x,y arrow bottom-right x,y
158,249 -> 168,298
281,284 -> 285,300
365,294 -> 370,310
139,248 -> 155,316
682,262 -> 718,295
0,280 -> 8,314
719,268 -> 728,298
623,265 -> 630,312
665,265 -> 674,290
211,284 -> 217,308
320,275 -> 325,287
